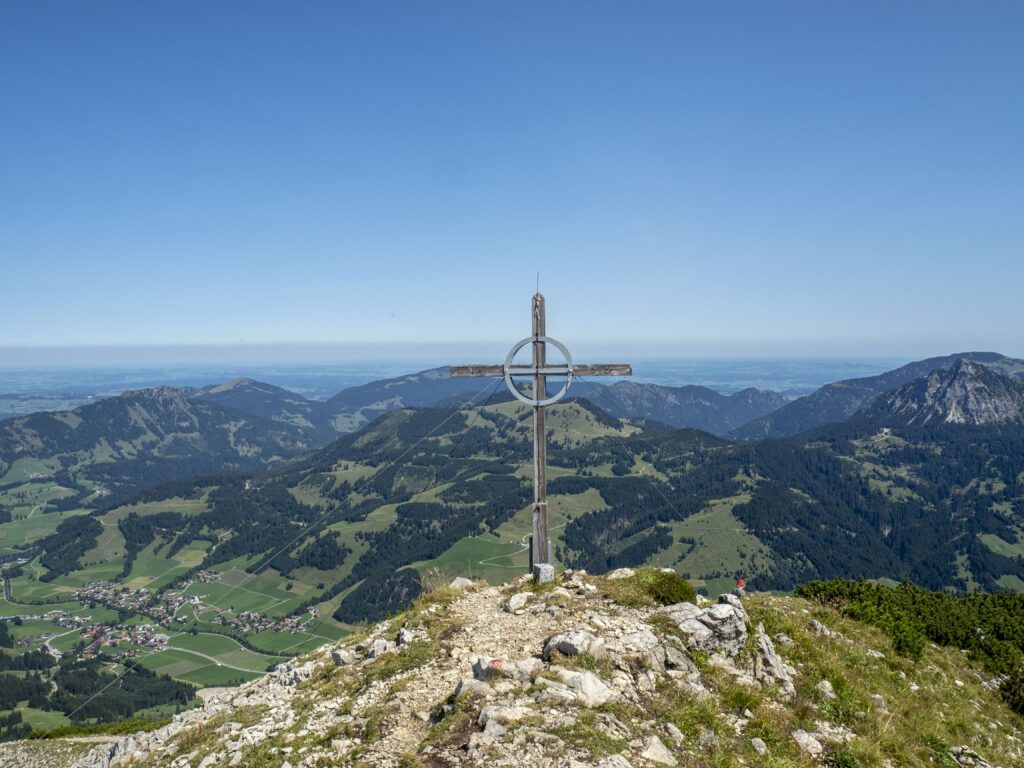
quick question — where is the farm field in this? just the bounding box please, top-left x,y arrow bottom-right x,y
123,540 -> 208,591
138,648 -> 263,687
0,457 -> 61,484
164,632 -> 285,671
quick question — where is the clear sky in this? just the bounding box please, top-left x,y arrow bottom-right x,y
2,2 -> 1022,361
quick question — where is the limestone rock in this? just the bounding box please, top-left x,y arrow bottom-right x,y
368,638 -> 397,658
664,722 -> 685,746
544,629 -> 607,659
816,679 -> 838,701
810,619 -> 838,638
505,592 -> 532,613
640,734 -> 677,765
449,576 -> 474,590
670,596 -> 747,656
607,567 -> 636,580
949,746 -> 992,767
751,623 -> 796,700
792,729 -> 824,757
330,648 -> 355,666
397,627 -> 417,645
550,668 -> 618,707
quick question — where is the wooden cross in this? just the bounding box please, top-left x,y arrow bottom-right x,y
450,293 -> 631,582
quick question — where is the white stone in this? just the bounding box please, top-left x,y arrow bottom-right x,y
449,576 -> 474,590
506,592 -> 532,613
640,734 -> 677,765
607,567 -> 635,580
544,630 -> 607,659
751,737 -> 768,755
397,627 -> 416,645
368,638 -> 397,658
810,619 -> 836,638
816,679 -> 838,701
330,648 -> 355,666
792,729 -> 824,757
554,668 -> 617,707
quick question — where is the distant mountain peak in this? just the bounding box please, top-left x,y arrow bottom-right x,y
863,357 -> 1024,426
120,385 -> 190,402
731,351 -> 1024,439
204,377 -> 275,394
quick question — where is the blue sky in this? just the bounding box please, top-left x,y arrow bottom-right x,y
2,2 -> 1022,360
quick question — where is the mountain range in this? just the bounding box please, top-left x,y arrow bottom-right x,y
2,349 -> 1024,742
861,358 -> 1024,427
731,351 -> 1024,439
191,367 -> 790,439
8,352 -> 1022,623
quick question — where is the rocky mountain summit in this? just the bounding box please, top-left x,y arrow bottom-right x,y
861,359 -> 1024,427
3,570 -> 1021,768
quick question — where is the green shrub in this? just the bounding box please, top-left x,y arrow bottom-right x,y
1000,668 -> 1024,715
890,622 -> 925,660
643,569 -> 698,605
604,567 -> 697,607
825,746 -> 859,768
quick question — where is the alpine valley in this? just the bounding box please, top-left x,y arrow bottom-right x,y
1,354 -> 1023,748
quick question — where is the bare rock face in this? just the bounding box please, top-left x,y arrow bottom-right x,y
751,623 -> 796,700
659,595 -> 747,656
864,358 -> 1024,427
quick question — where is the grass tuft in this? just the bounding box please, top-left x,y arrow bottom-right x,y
601,568 -> 696,608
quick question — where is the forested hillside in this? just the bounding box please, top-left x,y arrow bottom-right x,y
0,386 -> 313,510
580,380 -> 787,434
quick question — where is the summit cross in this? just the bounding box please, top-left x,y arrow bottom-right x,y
450,293 -> 631,582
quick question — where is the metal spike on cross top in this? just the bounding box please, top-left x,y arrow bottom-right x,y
450,293 -> 632,582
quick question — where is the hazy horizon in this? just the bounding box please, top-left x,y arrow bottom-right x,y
0,343 -> 1016,370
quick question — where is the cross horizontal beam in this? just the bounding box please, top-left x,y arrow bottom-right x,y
450,363 -> 632,378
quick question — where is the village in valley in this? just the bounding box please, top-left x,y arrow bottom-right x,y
2,566 -> 320,671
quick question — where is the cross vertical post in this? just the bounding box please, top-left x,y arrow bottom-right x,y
450,292 -> 632,582
532,293 -> 548,574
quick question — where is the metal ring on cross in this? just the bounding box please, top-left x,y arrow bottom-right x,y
503,335 -> 574,407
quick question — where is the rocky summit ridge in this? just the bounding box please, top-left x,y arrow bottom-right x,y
3,570 -> 1021,768
862,358 -> 1024,427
